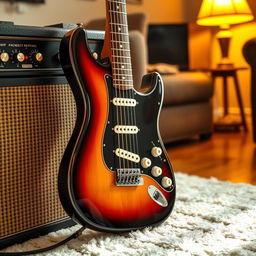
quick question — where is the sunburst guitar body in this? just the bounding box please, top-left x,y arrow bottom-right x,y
58,0 -> 176,233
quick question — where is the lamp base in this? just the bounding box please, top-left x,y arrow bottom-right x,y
217,27 -> 233,69
217,57 -> 234,69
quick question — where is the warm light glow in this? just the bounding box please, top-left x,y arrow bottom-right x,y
197,0 -> 254,26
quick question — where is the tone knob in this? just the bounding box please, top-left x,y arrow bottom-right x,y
151,147 -> 162,157
35,52 -> 43,62
151,166 -> 162,177
17,52 -> 25,62
161,177 -> 172,188
0,52 -> 9,62
141,157 -> 152,169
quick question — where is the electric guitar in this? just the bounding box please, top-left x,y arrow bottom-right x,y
58,0 -> 176,233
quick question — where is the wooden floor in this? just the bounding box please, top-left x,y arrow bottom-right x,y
166,118 -> 256,185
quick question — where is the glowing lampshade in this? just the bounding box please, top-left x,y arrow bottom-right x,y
197,0 -> 254,68
197,0 -> 254,26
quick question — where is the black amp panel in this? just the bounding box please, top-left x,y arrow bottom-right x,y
0,23 -> 105,76
0,36 -> 62,70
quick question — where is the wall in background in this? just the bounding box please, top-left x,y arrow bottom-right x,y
0,0 -> 185,27
0,0 -> 105,26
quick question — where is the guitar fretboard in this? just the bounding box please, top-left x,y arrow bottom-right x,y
107,0 -> 133,89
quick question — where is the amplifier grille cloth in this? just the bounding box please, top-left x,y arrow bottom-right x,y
0,84 -> 77,239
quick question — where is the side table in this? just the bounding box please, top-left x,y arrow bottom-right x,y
210,67 -> 248,131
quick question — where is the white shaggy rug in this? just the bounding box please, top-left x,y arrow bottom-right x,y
2,173 -> 256,256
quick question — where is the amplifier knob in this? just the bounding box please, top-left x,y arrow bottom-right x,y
0,52 -> 9,62
161,177 -> 172,188
151,166 -> 162,177
151,147 -> 162,157
17,52 -> 25,62
35,52 -> 43,62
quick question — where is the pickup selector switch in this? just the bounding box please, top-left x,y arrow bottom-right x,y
151,147 -> 162,157
141,157 -> 152,169
151,166 -> 162,177
0,52 -> 9,62
161,177 -> 172,188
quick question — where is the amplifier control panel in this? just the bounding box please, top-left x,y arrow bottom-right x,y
0,34 -> 104,73
0,36 -> 62,70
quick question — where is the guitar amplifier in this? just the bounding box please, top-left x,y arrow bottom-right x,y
0,23 -> 104,249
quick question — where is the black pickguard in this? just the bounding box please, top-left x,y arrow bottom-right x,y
103,73 -> 174,192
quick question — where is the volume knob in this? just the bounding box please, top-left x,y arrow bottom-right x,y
35,52 -> 43,62
0,52 -> 9,62
161,177 -> 172,188
151,166 -> 162,177
141,157 -> 152,169
17,52 -> 25,62
151,147 -> 162,157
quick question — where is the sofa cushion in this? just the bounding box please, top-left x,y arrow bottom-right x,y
162,71 -> 213,106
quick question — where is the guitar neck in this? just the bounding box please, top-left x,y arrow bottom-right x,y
105,0 -> 133,90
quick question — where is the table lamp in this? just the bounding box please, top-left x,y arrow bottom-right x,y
197,0 -> 254,69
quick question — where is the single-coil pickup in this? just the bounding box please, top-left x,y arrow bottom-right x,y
114,125 -> 139,134
112,97 -> 136,107
115,148 -> 140,163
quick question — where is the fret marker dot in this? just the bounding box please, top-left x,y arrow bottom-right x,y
122,76 -> 125,80
117,5 -> 119,9
121,65 -> 125,69
120,44 -> 123,48
118,27 -> 121,31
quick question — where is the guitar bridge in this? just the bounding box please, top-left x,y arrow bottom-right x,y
116,169 -> 144,186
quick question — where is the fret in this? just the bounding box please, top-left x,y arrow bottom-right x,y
113,54 -> 131,58
113,79 -> 134,83
112,62 -> 132,68
111,43 -> 130,50
112,48 -> 130,51
112,54 -> 131,59
113,70 -> 133,74
113,78 -> 133,83
112,53 -> 131,58
112,40 -> 129,44
110,25 -> 128,33
109,10 -> 126,15
108,0 -> 125,4
111,30 -> 129,35
113,68 -> 131,71
110,31 -> 129,36
112,57 -> 132,64
113,75 -> 133,80
113,74 -> 133,78
110,22 -> 128,27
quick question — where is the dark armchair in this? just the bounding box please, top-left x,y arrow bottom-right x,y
243,38 -> 256,141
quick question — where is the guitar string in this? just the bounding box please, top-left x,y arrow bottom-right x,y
117,0 -> 132,171
122,0 -> 140,171
110,0 -> 126,172
117,0 -> 134,171
122,2 -> 136,171
116,0 -> 128,172
118,0 -> 139,171
110,0 -> 140,175
109,0 -> 122,174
